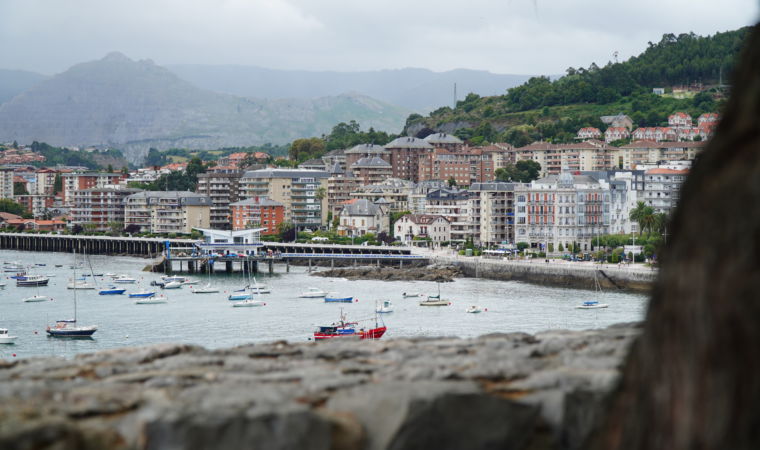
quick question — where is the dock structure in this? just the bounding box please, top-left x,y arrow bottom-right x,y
0,232 -> 428,274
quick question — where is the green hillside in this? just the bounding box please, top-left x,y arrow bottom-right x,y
404,27 -> 750,146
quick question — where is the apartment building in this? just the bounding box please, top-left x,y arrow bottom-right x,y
16,194 -> 56,218
470,182 -> 515,246
344,144 -> 390,170
408,180 -> 447,214
423,133 -> 464,151
350,156 -> 392,186
417,148 -> 495,186
642,168 -> 688,214
0,167 -> 13,199
349,178 -> 415,212
70,187 -> 143,231
196,170 -> 243,230
384,137 -> 434,182
514,140 -> 618,177
124,191 -> 211,234
35,168 -> 58,195
617,140 -> 705,169
62,172 -> 127,206
424,188 -> 475,243
327,163 -> 360,217
514,172 -> 610,252
230,197 -> 284,234
239,169 -> 329,230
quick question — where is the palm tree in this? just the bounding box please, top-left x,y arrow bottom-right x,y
629,201 -> 648,235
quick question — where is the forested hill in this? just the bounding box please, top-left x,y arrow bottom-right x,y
404,27 -> 750,146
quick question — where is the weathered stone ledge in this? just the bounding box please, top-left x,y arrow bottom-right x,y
311,263 -> 461,282
0,323 -> 641,449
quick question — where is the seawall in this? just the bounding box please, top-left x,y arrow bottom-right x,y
436,256 -> 656,293
0,323 -> 640,450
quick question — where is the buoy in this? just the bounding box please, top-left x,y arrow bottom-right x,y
125,335 -> 129,338
34,331 -> 38,334
12,354 -> 16,357
485,308 -> 488,312
264,303 -> 267,306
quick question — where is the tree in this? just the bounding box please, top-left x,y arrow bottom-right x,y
106,164 -> 114,173
53,173 -> 62,194
376,231 -> 394,245
289,138 -> 325,163
629,201 -> 655,235
495,160 -> 542,183
71,224 -> 83,235
277,221 -> 296,242
13,181 -> 28,196
447,177 -> 457,187
124,224 -> 141,234
0,199 -> 26,216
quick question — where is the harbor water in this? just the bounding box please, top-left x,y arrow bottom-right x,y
0,250 -> 648,360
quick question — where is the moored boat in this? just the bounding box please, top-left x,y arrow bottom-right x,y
67,280 -> 96,290
113,276 -> 137,284
135,295 -> 168,305
23,295 -> 51,303
191,283 -> 220,294
325,296 -> 355,303
376,300 -> 394,313
98,286 -> 126,295
402,292 -> 421,298
129,290 -> 156,298
575,301 -> 609,309
465,305 -> 485,314
313,310 -> 386,340
228,289 -> 253,301
46,320 -> 97,337
162,281 -> 183,289
17,275 -> 49,287
0,328 -> 17,344
232,299 -> 266,307
299,287 -> 328,298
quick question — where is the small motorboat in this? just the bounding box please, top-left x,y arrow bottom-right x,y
150,280 -> 165,287
191,283 -> 220,294
17,275 -> 49,287
376,300 -> 394,313
135,295 -> 168,305
232,299 -> 266,307
23,295 -> 51,303
3,262 -> 24,272
98,286 -> 126,295
325,296 -> 355,303
104,272 -> 116,277
113,276 -> 137,284
181,279 -> 200,285
299,287 -> 328,298
0,281 -> 5,290
129,290 -> 156,298
67,281 -> 96,290
46,320 -> 97,337
0,328 -> 17,344
228,289 -> 253,301
161,275 -> 186,283
465,305 -> 485,314
402,292 -> 422,298
55,265 -> 63,268
575,301 -> 609,309
162,281 -> 183,289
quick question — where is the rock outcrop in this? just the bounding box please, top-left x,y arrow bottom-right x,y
0,323 -> 640,449
311,264 -> 461,282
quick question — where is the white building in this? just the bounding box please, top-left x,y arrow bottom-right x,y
393,214 -> 451,244
337,199 -> 389,237
0,167 -> 13,200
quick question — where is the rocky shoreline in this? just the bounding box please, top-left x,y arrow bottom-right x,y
311,263 -> 461,282
0,323 -> 640,449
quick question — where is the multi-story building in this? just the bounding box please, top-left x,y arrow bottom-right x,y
384,137 -> 434,182
631,127 -> 678,142
470,182 -> 515,246
62,172 -> 127,206
668,112 -> 693,129
393,214 -> 451,244
321,148 -> 347,172
514,141 -> 618,177
350,156 -> 393,186
344,144 -> 390,170
230,197 -> 284,234
349,178 -> 415,212
337,199 -> 389,237
408,180 -> 447,214
239,169 -> 329,230
417,148 -> 495,186
423,133 -> 464,151
35,168 -> 58,195
124,191 -> 211,234
15,194 -> 56,218
424,188 -> 475,243
0,167 -> 14,199
327,163 -> 359,217
577,127 -> 602,140
514,172 -> 611,252
479,144 -> 515,171
642,168 -> 689,214
617,140 -> 705,169
196,170 -> 243,230
604,127 -> 631,143
70,187 -> 143,231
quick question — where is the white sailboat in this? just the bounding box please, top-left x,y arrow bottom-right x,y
419,283 -> 450,306
47,251 -> 98,337
576,270 -> 609,309
192,264 -> 219,293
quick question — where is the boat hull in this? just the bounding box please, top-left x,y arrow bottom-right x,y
99,289 -> 126,295
128,292 -> 156,298
419,300 -> 450,306
17,279 -> 49,287
232,300 -> 266,307
135,298 -> 167,304
576,304 -> 609,309
23,296 -> 50,302
46,327 -> 97,337
314,326 -> 386,340
325,297 -> 354,303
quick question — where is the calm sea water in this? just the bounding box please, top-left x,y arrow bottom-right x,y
0,250 -> 648,360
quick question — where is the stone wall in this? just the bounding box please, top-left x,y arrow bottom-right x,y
438,257 -> 656,292
0,323 -> 640,450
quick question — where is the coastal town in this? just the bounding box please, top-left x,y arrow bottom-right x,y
0,111 -> 714,261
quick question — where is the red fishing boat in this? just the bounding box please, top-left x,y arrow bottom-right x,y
313,310 -> 386,340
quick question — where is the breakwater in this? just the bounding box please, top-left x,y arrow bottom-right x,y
0,323 -> 640,450
438,257 -> 656,292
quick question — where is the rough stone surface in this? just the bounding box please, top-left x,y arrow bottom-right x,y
312,264 -> 461,282
0,323 -> 640,449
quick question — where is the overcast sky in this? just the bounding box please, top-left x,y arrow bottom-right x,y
0,0 -> 757,76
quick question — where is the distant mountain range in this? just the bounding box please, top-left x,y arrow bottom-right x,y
0,69 -> 48,104
0,53 -> 412,162
167,65 -> 532,112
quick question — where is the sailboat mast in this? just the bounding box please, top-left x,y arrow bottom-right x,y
73,249 -> 78,321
